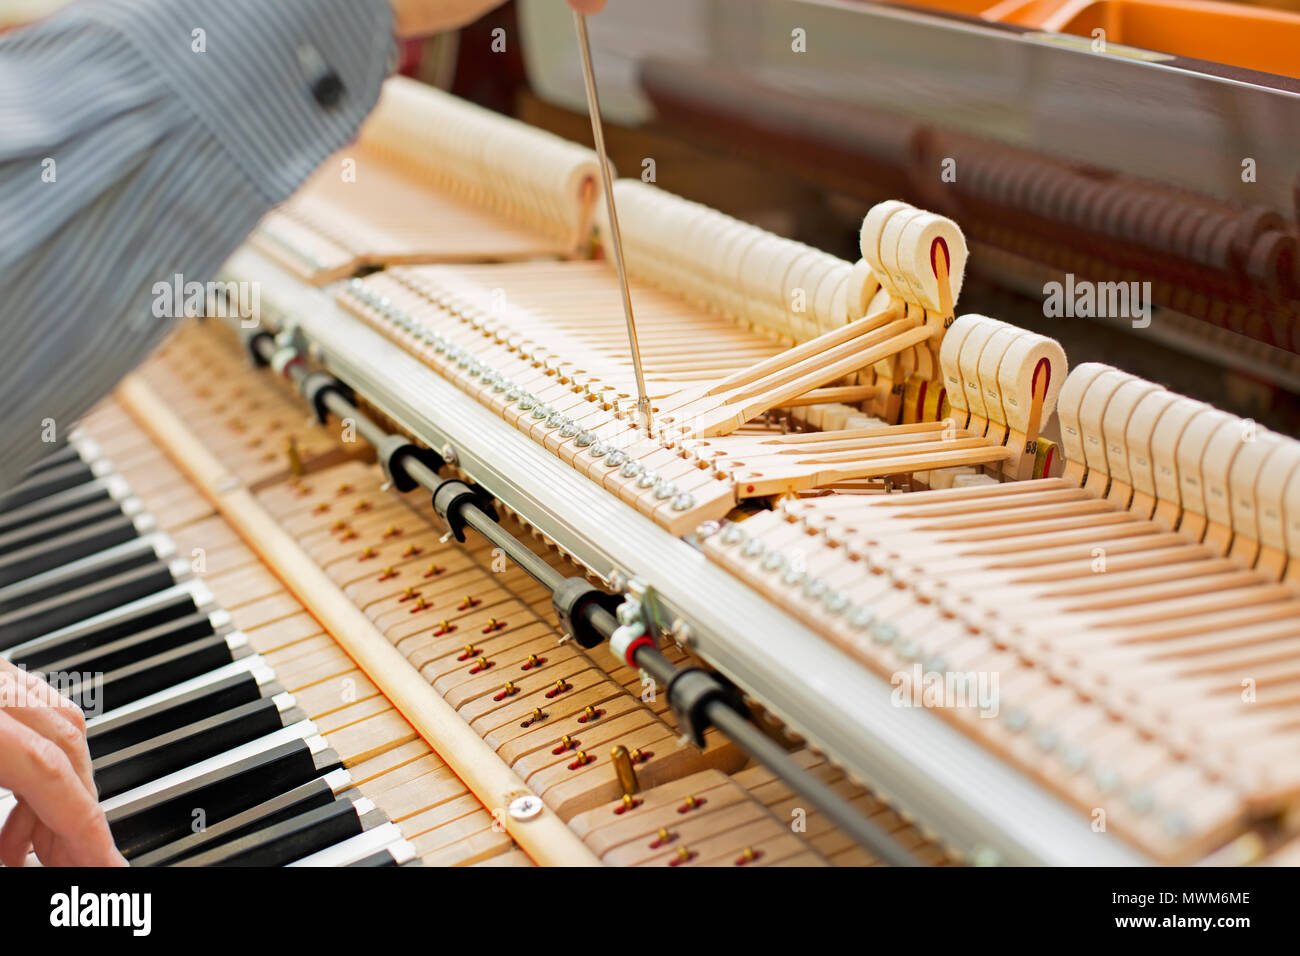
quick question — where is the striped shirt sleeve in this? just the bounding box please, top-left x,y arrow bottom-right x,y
0,0 -> 394,490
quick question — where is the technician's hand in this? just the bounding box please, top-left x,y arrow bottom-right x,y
0,660 -> 125,867
390,0 -> 606,38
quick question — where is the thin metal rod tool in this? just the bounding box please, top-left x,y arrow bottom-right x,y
572,10 -> 653,435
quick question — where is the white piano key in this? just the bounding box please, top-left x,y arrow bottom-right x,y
0,474 -> 133,532
386,840 -> 417,865
66,433 -> 103,465
86,656 -> 274,731
322,768 -> 353,795
4,579 -> 215,660
100,720 -> 319,815
286,821 -> 404,868
0,533 -> 177,607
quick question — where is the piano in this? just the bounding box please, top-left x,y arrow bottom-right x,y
7,0 -> 1300,869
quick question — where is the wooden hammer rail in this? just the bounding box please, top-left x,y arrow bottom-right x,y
252,77 -> 603,286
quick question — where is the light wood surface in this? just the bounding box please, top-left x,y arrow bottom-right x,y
115,373 -> 602,866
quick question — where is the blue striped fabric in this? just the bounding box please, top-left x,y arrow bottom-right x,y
0,0 -> 393,490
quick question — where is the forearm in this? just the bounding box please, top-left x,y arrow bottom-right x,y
0,0 -> 394,489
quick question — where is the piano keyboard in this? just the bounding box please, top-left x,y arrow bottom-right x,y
0,436 -> 418,867
21,318 -> 954,867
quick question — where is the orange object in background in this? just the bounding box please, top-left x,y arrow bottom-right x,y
883,0 -> 1300,79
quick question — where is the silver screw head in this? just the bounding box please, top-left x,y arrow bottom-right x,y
616,600 -> 643,626
870,621 -> 897,645
849,607 -> 874,630
823,591 -> 849,614
508,795 -> 544,820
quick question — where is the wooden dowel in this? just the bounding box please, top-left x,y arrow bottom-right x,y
778,385 -> 883,407
701,303 -> 902,397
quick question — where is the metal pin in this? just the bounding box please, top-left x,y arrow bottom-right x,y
285,436 -> 304,477
611,744 -> 640,798
572,10 -> 652,436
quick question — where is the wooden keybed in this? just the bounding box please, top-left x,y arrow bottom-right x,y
76,320 -> 953,866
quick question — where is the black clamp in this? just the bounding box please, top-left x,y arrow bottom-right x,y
375,435 -> 444,493
551,579 -> 622,649
666,668 -> 748,749
431,478 -> 496,542
245,330 -> 275,368
300,372 -> 354,426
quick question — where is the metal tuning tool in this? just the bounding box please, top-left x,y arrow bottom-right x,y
572,10 -> 653,436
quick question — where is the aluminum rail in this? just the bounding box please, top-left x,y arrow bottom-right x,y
223,246 -> 1148,866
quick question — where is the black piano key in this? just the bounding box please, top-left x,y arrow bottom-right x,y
88,668 -> 265,758
2,582 -> 202,655
0,497 -> 127,556
347,850 -> 403,867
0,459 -> 97,511
93,697 -> 289,799
0,513 -> 144,589
0,477 -> 115,537
130,775 -> 343,867
108,742 -> 342,859
22,442 -> 79,476
174,798 -> 364,867
79,634 -> 236,714
0,536 -> 164,616
0,560 -> 181,647
15,608 -> 215,673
